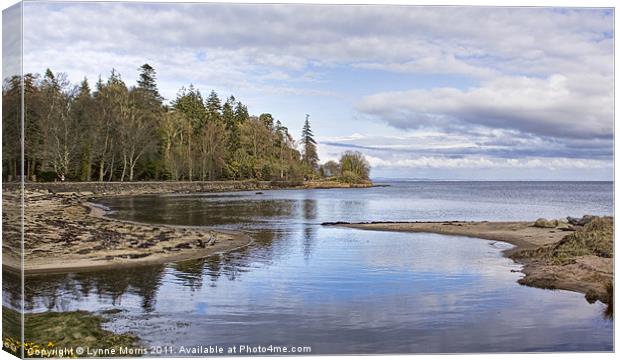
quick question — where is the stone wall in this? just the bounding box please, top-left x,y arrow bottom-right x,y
6,180 -> 283,196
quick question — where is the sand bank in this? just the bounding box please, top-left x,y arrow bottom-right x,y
3,191 -> 253,275
323,219 -> 613,304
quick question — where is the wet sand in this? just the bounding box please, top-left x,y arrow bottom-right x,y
3,191 -> 253,275
324,220 -> 613,303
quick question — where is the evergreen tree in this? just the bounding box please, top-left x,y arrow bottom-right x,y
72,78 -> 95,180
137,63 -> 162,103
233,101 -> 249,124
173,85 -> 207,130
205,90 -> 222,123
223,96 -> 240,155
301,114 -> 319,174
172,85 -> 208,180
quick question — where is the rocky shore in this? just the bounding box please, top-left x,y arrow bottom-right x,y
323,216 -> 613,305
4,179 -> 373,198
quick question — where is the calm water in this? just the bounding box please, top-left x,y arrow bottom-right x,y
14,182 -> 614,353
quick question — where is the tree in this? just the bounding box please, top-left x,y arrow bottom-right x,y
136,63 -> 163,104
301,114 -> 319,176
173,85 -> 207,180
205,90 -> 222,123
92,70 -> 132,182
40,69 -> 78,180
239,116 -> 274,179
222,96 -> 238,152
198,122 -> 227,180
233,100 -> 249,124
160,111 -> 184,180
2,75 -> 24,181
71,78 -> 97,180
131,65 -> 163,180
321,160 -> 340,178
339,151 -> 370,183
258,113 -> 274,130
118,88 -> 158,181
5,65 -> 312,184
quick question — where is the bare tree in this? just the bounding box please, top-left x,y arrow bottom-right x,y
198,121 -> 227,181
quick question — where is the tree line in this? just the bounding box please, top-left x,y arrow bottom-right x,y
2,64 -> 370,183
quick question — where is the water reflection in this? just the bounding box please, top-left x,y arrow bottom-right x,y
21,265 -> 166,312
16,229 -> 285,313
12,183 -> 614,353
10,226 -> 613,353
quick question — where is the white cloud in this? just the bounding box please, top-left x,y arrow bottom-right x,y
364,155 -> 611,170
357,73 -> 613,139
20,4 -> 613,96
14,3 -> 613,180
2,3 -> 21,79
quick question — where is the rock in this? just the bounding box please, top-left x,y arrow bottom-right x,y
534,218 -> 558,228
567,215 -> 596,226
56,191 -> 77,196
556,222 -> 575,231
127,253 -> 150,259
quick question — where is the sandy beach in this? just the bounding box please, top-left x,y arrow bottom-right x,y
323,219 -> 613,304
3,190 -> 253,275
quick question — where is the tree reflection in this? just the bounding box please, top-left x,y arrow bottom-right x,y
100,196 -> 298,226
14,193 -> 323,314
21,265 -> 165,313
301,198 -> 317,260
171,258 -> 208,291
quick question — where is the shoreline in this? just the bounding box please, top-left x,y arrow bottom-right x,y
4,181 -> 612,305
323,220 -> 613,304
3,192 -> 256,276
3,179 -> 374,197
3,180 -> 372,276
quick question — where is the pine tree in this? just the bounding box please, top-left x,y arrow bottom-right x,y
172,85 -> 208,180
137,64 -> 162,103
233,101 -> 249,124
72,78 -> 95,180
223,96 -> 239,153
205,90 -> 222,123
173,85 -> 207,130
301,114 -> 319,173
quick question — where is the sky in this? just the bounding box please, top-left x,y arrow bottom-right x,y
8,2 -> 615,180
